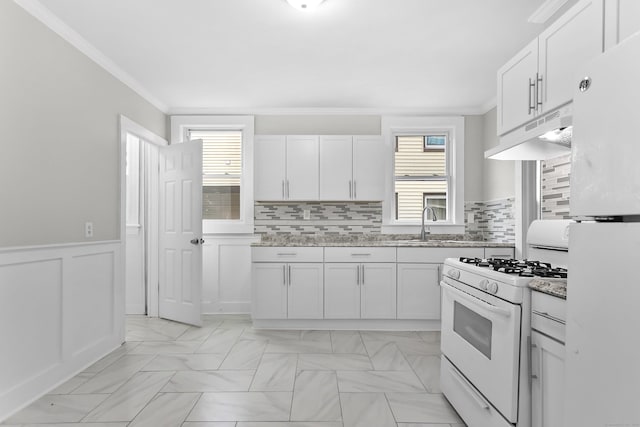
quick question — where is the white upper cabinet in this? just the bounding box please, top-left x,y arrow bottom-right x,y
604,0 -> 640,49
352,136 -> 385,201
255,135 -> 287,201
538,0 -> 604,114
319,135 -> 385,201
286,136 -> 319,201
254,135 -> 319,201
319,135 -> 353,200
497,0 -> 604,136
497,39 -> 539,135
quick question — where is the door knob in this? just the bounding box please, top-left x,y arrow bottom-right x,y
190,238 -> 205,245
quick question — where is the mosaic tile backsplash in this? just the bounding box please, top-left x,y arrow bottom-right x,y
541,154 -> 571,219
255,200 -> 515,243
465,198 -> 516,243
254,202 -> 382,235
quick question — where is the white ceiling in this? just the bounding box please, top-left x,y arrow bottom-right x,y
24,0 -> 546,114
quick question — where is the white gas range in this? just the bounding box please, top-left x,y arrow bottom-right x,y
439,220 -> 570,427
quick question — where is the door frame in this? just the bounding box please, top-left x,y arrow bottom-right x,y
119,115 -> 168,319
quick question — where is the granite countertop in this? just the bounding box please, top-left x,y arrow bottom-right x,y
252,234 -> 515,248
529,278 -> 567,299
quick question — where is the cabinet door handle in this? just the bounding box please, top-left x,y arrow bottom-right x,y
528,77 -> 536,115
353,181 -> 357,199
349,180 -> 352,199
357,264 -> 360,285
288,265 -> 291,286
286,180 -> 290,199
283,265 -> 287,286
282,180 -> 285,199
536,73 -> 543,111
361,265 -> 365,285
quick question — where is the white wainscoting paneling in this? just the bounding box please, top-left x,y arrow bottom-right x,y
0,241 -> 122,422
202,235 -> 258,314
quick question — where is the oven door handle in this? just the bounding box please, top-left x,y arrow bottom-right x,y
440,281 -> 512,318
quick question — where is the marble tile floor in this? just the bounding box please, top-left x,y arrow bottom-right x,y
3,315 -> 467,427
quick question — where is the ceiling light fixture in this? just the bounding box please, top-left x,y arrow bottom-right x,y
286,0 -> 325,11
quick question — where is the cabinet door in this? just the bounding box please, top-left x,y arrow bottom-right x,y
319,136 -> 353,200
353,136 -> 386,201
251,263 -> 287,319
397,263 -> 440,319
538,0 -> 604,113
497,38 -> 539,135
361,263 -> 396,319
288,263 -> 324,319
531,331 -> 565,427
255,136 -> 286,200
324,263 -> 360,319
286,136 -> 319,200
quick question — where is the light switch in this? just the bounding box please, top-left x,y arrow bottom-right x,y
467,212 -> 475,224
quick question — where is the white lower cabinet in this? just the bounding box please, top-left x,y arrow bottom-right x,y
530,291 -> 566,427
251,247 -> 324,319
252,262 -> 324,319
397,263 -> 440,319
324,262 -> 396,319
531,330 -> 565,427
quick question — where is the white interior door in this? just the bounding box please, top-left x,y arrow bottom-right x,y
159,140 -> 203,326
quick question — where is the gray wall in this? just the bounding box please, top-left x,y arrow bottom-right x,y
463,115 -> 485,202
482,107 -> 515,201
0,2 -> 166,248
255,115 -> 381,135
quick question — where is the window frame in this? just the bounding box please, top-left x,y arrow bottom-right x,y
381,116 -> 465,234
170,115 -> 254,234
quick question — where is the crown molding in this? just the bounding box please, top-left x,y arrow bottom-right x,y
167,105 -> 492,117
14,0 -> 169,114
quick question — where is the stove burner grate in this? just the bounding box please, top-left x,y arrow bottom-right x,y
458,257 -> 568,278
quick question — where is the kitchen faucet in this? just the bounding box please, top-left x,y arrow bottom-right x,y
420,206 -> 438,240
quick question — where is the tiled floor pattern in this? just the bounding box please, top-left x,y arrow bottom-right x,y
3,315 -> 466,427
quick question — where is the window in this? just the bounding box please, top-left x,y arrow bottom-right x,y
170,115 -> 254,234
188,130 -> 242,220
394,134 -> 449,221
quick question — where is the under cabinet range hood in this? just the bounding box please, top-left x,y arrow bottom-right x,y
485,103 -> 573,160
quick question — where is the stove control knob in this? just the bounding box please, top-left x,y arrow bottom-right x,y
448,269 -> 460,280
479,279 -> 489,290
487,282 -> 499,294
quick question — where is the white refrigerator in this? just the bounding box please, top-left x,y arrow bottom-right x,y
564,31 -> 640,426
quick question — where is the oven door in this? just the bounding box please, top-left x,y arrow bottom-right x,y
440,277 -> 521,423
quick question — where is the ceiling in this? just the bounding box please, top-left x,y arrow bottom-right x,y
22,0 -> 547,114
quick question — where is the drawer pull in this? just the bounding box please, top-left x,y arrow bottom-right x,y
350,253 -> 372,257
277,253 -> 297,256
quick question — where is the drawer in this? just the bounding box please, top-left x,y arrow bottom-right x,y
440,356 -> 512,427
397,247 -> 483,263
531,290 -> 566,323
252,246 -> 324,263
484,247 -> 514,259
532,312 -> 566,343
324,247 -> 396,263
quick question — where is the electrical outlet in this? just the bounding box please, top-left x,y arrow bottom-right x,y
467,212 -> 475,224
85,222 -> 94,238
303,209 -> 311,220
